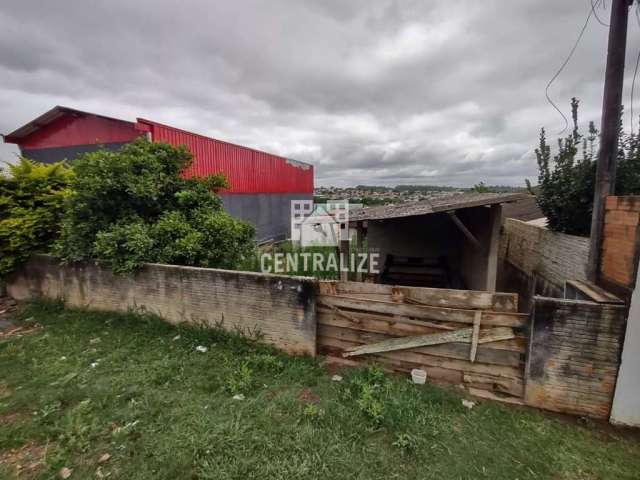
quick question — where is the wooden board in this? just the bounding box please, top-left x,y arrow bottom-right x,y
318,324 -> 523,367
318,295 -> 528,328
317,310 -> 527,353
319,336 -> 524,380
317,281 -> 528,400
318,281 -> 518,311
342,326 -> 515,357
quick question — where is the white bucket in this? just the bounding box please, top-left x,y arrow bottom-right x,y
411,369 -> 427,385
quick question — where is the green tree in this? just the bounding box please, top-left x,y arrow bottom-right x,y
533,98 -> 640,236
57,138 -> 255,273
472,181 -> 490,193
0,159 -> 74,277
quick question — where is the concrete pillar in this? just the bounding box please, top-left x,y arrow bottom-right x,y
610,261 -> 640,426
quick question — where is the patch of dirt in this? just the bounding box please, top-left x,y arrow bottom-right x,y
0,383 -> 12,399
322,359 -> 349,376
0,324 -> 42,339
0,412 -> 28,425
0,442 -> 53,479
0,296 -> 41,339
297,388 -> 321,405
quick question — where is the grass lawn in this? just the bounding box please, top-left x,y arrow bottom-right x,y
1,302 -> 639,479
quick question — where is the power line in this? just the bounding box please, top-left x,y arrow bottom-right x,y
545,2 -> 597,134
592,0 -> 610,26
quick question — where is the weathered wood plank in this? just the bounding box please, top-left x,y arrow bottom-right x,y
318,324 -> 523,367
318,308 -> 449,336
317,281 -> 518,311
319,336 -> 523,379
342,325 -> 515,357
470,311 -> 481,362
467,387 -> 525,405
463,373 -> 524,398
317,309 -> 527,353
318,295 -> 528,327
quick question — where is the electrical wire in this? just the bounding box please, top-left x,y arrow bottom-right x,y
545,1 -> 597,134
591,0 -> 609,26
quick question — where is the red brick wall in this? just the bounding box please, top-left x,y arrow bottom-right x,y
601,196 -> 640,289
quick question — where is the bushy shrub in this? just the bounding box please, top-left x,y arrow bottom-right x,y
0,159 -> 74,278
533,98 -> 640,236
57,138 -> 255,273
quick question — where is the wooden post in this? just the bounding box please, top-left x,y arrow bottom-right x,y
485,204 -> 502,292
587,0 -> 633,282
339,239 -> 350,282
355,222 -> 365,282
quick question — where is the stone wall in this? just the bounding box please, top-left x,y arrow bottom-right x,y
7,255 -> 317,356
525,296 -> 627,419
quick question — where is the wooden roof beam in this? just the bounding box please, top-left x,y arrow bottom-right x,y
447,211 -> 480,248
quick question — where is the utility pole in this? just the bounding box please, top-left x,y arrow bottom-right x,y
587,0 -> 633,283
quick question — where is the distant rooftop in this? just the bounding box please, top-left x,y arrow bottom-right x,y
349,192 -> 527,222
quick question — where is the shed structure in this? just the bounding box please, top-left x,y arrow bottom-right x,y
349,192 -> 527,291
3,106 -> 314,241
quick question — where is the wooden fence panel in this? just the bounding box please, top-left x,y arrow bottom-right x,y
317,281 -> 528,401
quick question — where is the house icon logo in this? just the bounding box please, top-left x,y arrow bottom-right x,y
291,200 -> 356,247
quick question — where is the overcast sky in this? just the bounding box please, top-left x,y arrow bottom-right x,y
1,1 -> 639,187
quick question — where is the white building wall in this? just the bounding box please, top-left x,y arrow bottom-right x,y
610,261 -> 640,427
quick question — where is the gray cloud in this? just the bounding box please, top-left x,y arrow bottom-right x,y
1,0 -> 639,187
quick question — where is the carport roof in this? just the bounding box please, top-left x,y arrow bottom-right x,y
349,192 -> 527,222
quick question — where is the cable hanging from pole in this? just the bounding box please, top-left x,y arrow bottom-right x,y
545,1 -> 598,134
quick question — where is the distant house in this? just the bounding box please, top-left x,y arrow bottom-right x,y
3,106 -> 314,241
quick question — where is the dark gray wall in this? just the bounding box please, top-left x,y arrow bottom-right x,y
221,193 -> 312,242
21,142 -> 129,163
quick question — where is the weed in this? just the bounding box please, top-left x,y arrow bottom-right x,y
301,404 -> 325,423
392,433 -> 419,453
344,364 -> 388,426
224,361 -> 255,396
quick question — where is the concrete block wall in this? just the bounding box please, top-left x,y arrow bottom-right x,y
7,255 -> 317,356
499,219 -> 590,305
600,196 -> 640,291
611,261 -> 640,426
526,296 -> 627,419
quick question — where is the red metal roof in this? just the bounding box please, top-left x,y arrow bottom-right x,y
3,106 -> 141,148
136,118 -> 313,194
3,106 -> 314,194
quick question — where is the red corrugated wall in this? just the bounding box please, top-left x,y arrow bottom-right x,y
19,114 -> 141,149
136,119 -> 313,194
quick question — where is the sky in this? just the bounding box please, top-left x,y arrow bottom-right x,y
1,1 -> 639,187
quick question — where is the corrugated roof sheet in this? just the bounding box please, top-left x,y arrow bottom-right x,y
349,192 -> 528,221
3,106 -> 135,143
136,118 -> 314,194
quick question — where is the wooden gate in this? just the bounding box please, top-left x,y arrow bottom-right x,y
317,281 -> 529,402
